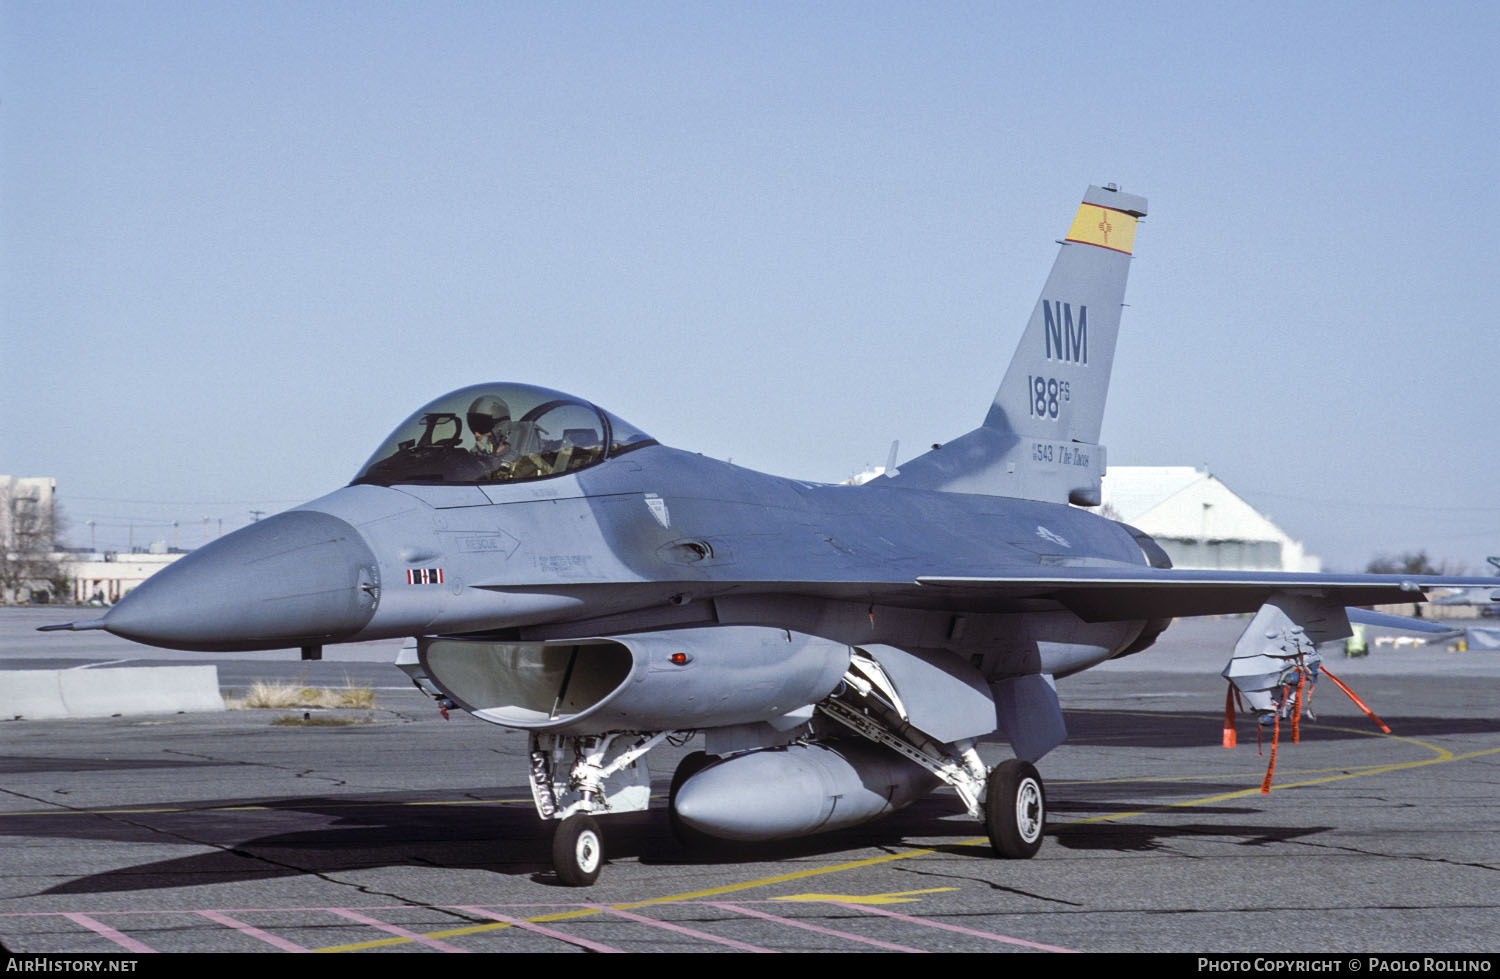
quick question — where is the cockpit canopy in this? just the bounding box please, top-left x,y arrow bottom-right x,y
352,383 -> 656,486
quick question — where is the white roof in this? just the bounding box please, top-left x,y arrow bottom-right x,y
1102,466 -> 1286,543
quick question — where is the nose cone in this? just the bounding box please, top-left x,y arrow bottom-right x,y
105,510 -> 380,651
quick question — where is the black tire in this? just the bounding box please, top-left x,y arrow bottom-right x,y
985,759 -> 1045,859
552,813 -> 604,886
668,751 -> 719,852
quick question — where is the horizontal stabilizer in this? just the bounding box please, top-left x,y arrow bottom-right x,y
1346,606 -> 1465,636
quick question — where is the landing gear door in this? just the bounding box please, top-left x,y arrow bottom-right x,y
855,643 -> 997,743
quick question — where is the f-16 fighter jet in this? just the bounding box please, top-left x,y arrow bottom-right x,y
48,185 -> 1494,885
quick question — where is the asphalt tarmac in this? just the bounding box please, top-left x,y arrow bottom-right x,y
3,608 -> 1497,954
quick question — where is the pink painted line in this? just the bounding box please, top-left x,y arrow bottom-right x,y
61,913 -> 155,954
195,910 -> 310,953
451,905 -> 623,953
585,904 -> 775,953
834,902 -> 1079,953
327,908 -> 469,952
706,902 -> 926,953
0,903 -> 592,917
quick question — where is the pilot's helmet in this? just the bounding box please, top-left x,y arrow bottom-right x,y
466,396 -> 512,444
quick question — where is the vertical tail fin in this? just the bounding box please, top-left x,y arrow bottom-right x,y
884,184 -> 1146,504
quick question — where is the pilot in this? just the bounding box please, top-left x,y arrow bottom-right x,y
466,396 -> 516,474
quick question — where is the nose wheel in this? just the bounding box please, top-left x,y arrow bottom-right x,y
985,759 -> 1045,859
552,813 -> 604,886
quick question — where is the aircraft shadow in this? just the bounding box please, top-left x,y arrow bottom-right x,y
19,704 -> 1491,896
0,755 -> 222,776
1047,820 -> 1334,853
27,789 -> 562,895
1059,709 -> 1500,748
29,791 -> 979,894
20,778 -> 1337,895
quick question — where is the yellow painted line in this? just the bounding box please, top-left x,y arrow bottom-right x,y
316,849 -> 955,951
319,730 -> 1500,951
1054,719 -> 1460,786
1062,749 -> 1500,826
4,793 -> 679,819
773,888 -> 957,905
318,721 -> 1500,951
15,708 -> 1486,952
1064,737 -> 1500,827
404,798 -> 534,808
0,798 -> 530,818
0,807 -> 217,817
1052,764 -> 1433,785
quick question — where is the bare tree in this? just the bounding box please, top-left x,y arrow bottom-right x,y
0,478 -> 70,603
1363,549 -> 1469,619
1365,550 -> 1466,576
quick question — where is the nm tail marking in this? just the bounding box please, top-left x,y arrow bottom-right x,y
1043,301 -> 1087,365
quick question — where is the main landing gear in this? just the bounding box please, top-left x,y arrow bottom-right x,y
538,736 -> 1046,883
818,678 -> 1048,862
528,718 -> 1049,884
985,758 -> 1046,859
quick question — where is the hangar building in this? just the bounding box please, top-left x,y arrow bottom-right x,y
1100,466 -> 1321,573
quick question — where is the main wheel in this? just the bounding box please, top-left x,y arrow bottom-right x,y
552,813 -> 604,886
985,759 -> 1045,859
668,751 -> 719,852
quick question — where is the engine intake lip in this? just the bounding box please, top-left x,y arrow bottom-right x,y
421,637 -> 634,729
418,626 -> 852,734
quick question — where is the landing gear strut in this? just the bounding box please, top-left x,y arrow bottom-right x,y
528,730 -> 684,886
818,659 -> 1048,861
985,758 -> 1045,858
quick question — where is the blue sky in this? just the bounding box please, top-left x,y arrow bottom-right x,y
3,1 -> 1497,570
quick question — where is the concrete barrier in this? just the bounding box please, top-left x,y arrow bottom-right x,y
0,666 -> 224,720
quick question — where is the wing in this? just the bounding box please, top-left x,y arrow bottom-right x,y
472,568 -> 1500,625
917,569 -> 1500,621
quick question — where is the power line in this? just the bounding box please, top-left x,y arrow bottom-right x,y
64,495 -> 308,506
1238,488 -> 1500,514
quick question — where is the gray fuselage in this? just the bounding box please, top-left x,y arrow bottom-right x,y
102,443 -> 1158,687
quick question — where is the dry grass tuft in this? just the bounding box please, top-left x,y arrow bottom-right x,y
226,681 -> 376,711
328,685 -> 375,709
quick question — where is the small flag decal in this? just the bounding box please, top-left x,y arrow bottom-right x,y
1064,202 -> 1138,254
406,568 -> 445,585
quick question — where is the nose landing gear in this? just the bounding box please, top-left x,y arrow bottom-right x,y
552,814 -> 604,887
